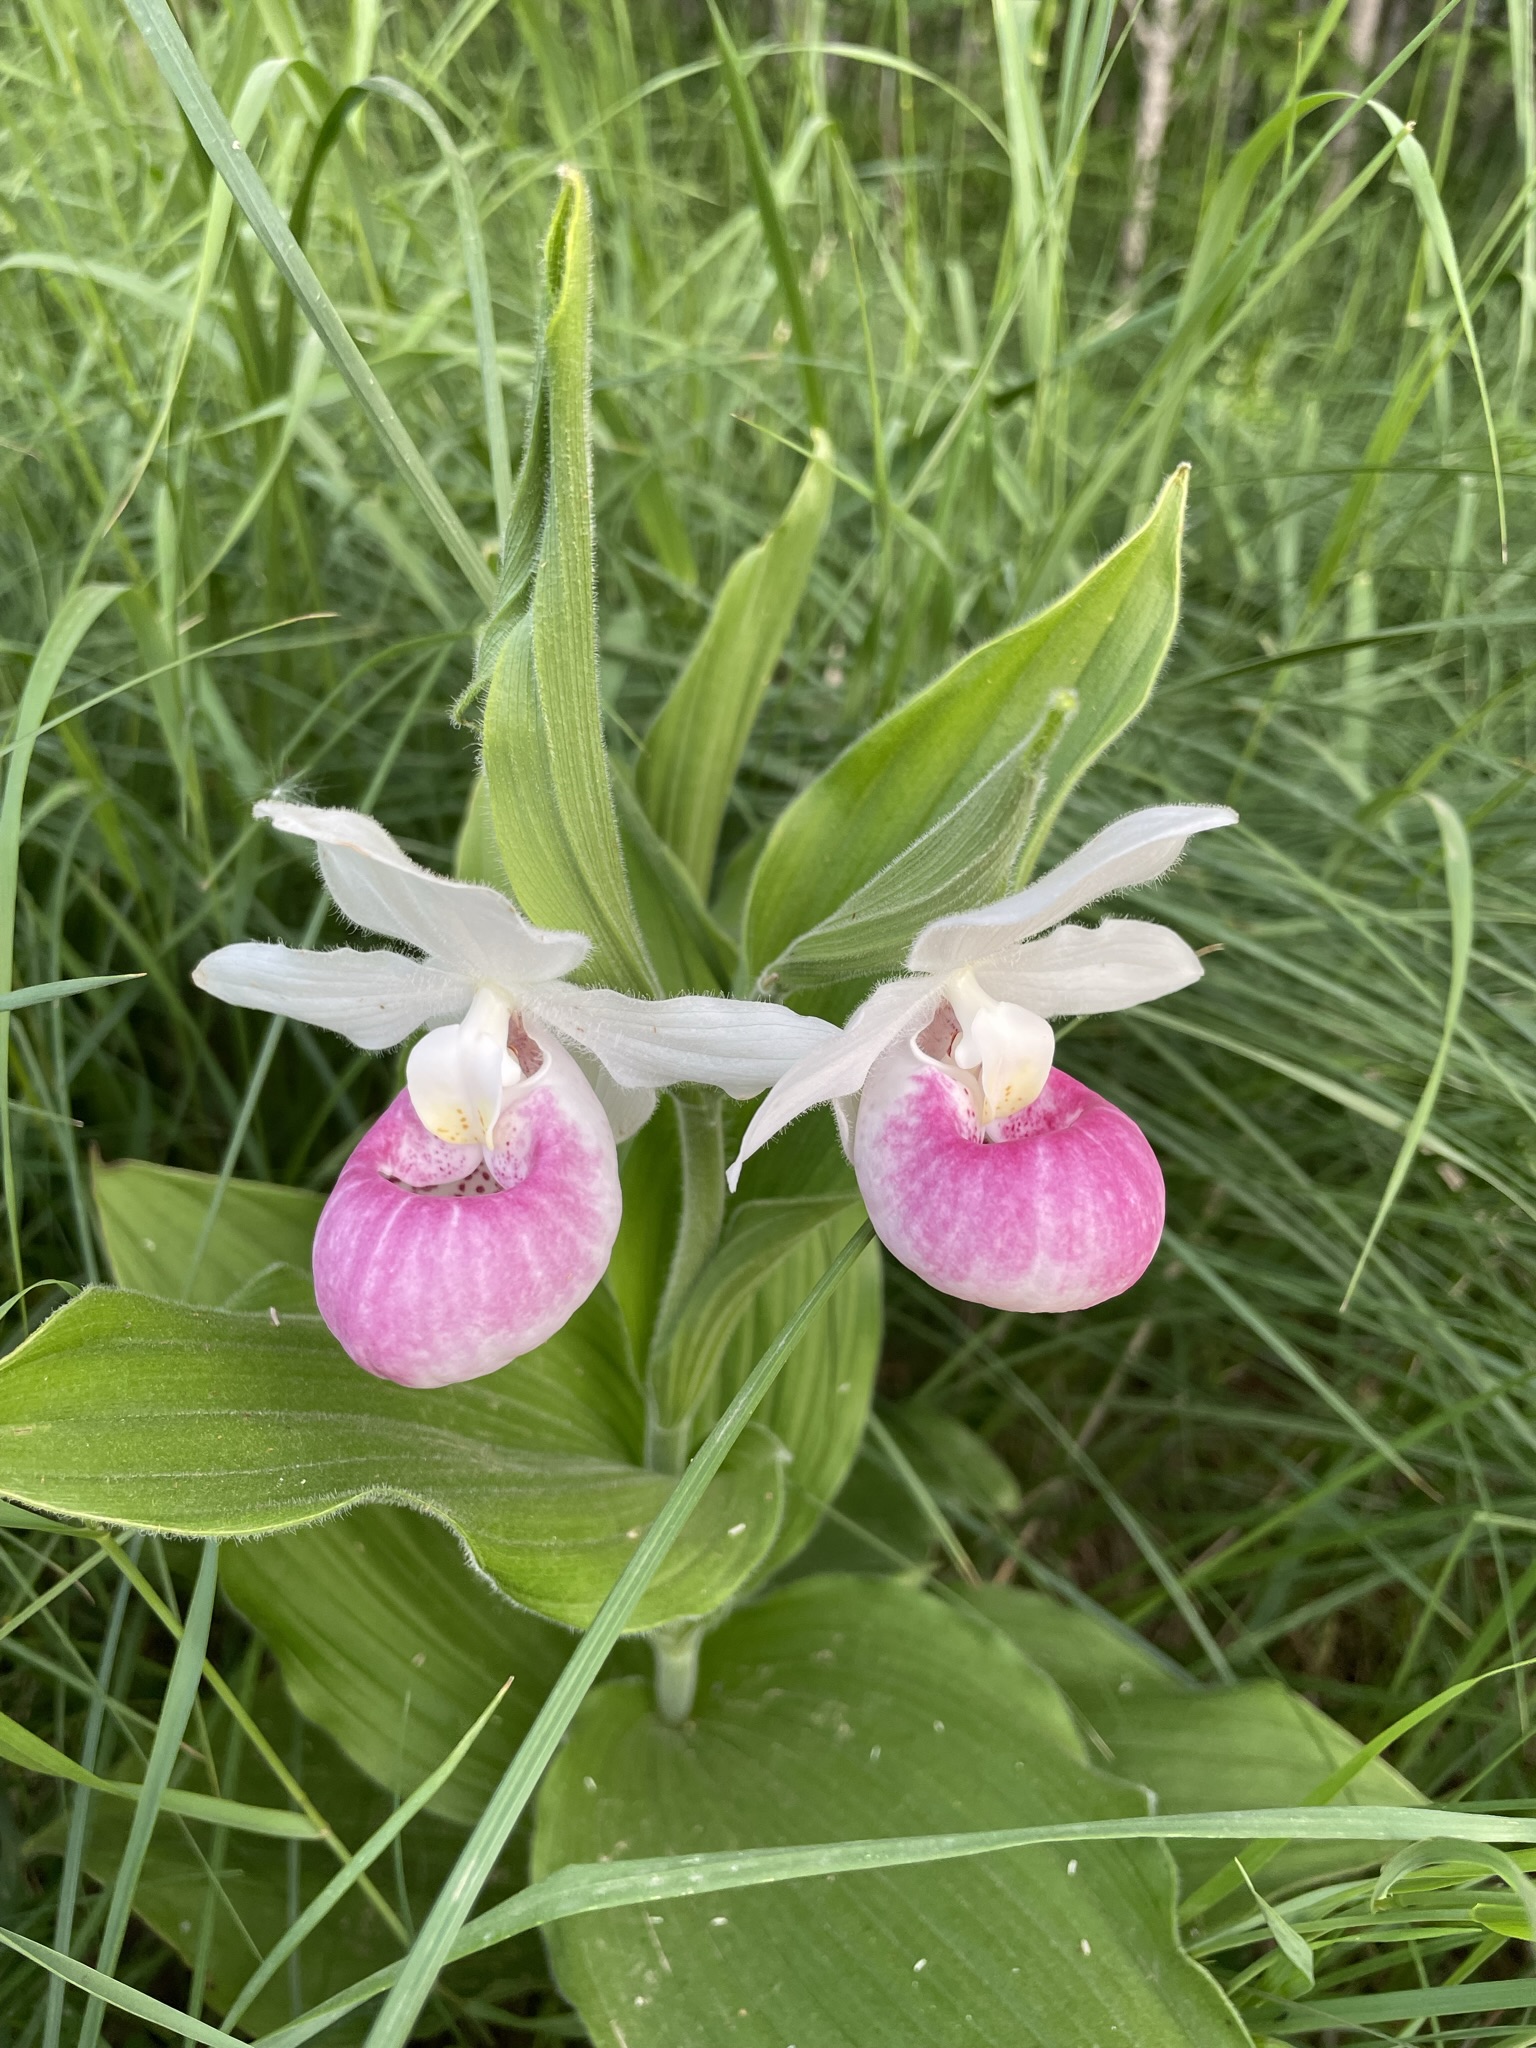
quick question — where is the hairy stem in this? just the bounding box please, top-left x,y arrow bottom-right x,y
651,1620 -> 705,1725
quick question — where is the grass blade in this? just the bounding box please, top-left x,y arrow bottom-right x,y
0,583 -> 126,1300
255,1804 -> 1536,2047
705,0 -> 828,430
222,1680 -> 514,2029
77,1538 -> 220,2048
1340,792 -> 1474,1309
0,974 -> 144,1013
118,0 -> 495,603
358,1220 -> 875,2048
0,1925 -> 243,2048
1369,102 -> 1508,564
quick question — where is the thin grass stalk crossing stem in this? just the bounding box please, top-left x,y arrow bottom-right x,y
360,1219 -> 875,2048
651,1620 -> 706,1725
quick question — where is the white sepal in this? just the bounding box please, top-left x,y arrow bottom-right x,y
526,983 -> 841,1099
727,976 -> 944,1190
191,941 -> 471,1051
255,799 -> 590,988
907,803 -> 1236,976
969,918 -> 1207,1018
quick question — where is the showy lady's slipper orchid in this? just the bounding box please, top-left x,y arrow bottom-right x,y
729,805 -> 1237,1313
195,801 -> 837,1388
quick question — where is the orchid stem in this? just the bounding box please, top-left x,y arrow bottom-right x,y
651,1620 -> 704,1725
644,1415 -> 692,1475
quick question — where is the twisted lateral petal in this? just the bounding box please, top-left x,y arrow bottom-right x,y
256,799 -> 590,987
906,803 -> 1236,976
971,918 -> 1206,1018
853,1041 -> 1165,1312
312,1038 -> 621,1388
192,941 -> 471,1051
727,976 -> 944,1190
526,984 -> 841,1098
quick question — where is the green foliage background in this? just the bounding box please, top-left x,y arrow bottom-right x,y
3,0 -> 1536,2037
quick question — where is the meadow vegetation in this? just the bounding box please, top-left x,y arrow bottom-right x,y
3,0 -> 1536,2038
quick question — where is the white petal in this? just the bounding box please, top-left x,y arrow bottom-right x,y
568,1046 -> 658,1142
525,984 -> 841,1099
971,918 -> 1206,1017
255,798 -> 589,988
907,803 -> 1237,975
405,989 -> 518,1151
192,942 -> 471,1051
726,976 -> 943,1190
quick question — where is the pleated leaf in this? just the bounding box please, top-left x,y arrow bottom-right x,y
534,1575 -> 1248,2048
744,469 -> 1188,976
637,433 -> 834,895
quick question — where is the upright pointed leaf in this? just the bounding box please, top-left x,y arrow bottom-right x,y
743,471 -> 1188,976
637,435 -> 834,894
758,695 -> 1075,994
482,171 -> 655,993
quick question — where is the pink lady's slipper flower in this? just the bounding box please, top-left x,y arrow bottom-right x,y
729,805 -> 1237,1313
195,801 -> 836,1387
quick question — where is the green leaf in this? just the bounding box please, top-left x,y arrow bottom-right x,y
613,770 -> 736,994
0,1702 -> 316,1839
93,1157 -> 323,1307
229,1802 -> 1531,2047
352,1224 -> 876,2048
29,1701 -> 534,2042
481,171 -> 656,995
758,698 -> 1074,994
743,470 -> 1188,977
879,1408 -> 1023,1518
0,972 -> 143,1013
650,1193 -> 863,1432
696,1219 -> 884,1579
636,434 -> 834,895
606,1105 -> 683,1369
220,1506 -> 574,1828
0,1287 -> 787,1632
533,1576 -> 1248,2048
963,1587 -> 1423,1894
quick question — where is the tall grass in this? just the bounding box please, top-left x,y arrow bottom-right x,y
2,0 -> 1535,2036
